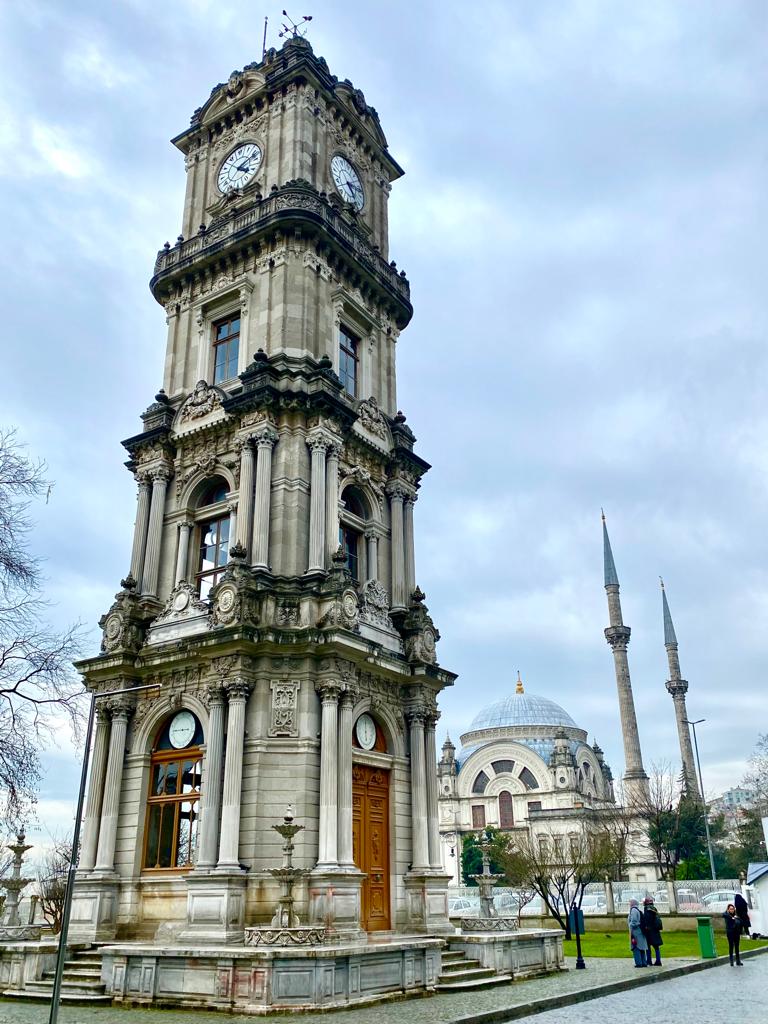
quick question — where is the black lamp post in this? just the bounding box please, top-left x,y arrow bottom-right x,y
571,899 -> 586,969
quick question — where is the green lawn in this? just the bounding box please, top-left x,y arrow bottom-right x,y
565,930 -> 768,959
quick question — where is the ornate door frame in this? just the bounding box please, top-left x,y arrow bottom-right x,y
352,754 -> 393,931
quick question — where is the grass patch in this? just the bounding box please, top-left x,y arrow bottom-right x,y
565,930 -> 768,959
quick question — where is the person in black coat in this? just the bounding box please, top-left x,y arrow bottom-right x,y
724,904 -> 743,966
641,897 -> 664,965
734,892 -> 751,939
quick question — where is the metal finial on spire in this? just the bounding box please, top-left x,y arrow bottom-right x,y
661,579 -> 678,646
602,512 -> 619,587
515,671 -> 524,694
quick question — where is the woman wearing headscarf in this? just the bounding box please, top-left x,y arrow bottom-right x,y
627,898 -> 648,967
641,896 -> 664,965
723,903 -> 743,966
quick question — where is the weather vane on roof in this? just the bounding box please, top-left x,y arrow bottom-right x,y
279,10 -> 313,40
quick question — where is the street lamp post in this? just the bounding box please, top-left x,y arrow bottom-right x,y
684,718 -> 716,882
48,681 -> 159,1024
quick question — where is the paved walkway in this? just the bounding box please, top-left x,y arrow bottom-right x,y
0,956 -> 702,1024
517,954 -> 767,1023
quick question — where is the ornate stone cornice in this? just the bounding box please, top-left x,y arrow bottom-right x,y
666,679 -> 689,697
604,625 -> 631,649
225,679 -> 252,701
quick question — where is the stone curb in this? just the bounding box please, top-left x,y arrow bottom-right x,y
450,945 -> 768,1024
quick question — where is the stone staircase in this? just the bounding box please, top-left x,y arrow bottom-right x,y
4,948 -> 111,1005
436,947 -> 511,991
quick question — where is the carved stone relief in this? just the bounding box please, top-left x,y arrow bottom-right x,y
268,680 -> 301,737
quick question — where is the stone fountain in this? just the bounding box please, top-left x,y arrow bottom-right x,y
0,833 -> 41,942
463,829 -> 518,933
244,808 -> 326,946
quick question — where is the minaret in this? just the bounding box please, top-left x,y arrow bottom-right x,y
602,513 -> 649,803
661,580 -> 700,798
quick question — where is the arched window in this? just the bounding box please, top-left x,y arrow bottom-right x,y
472,770 -> 490,795
498,790 -> 514,829
339,485 -> 370,581
492,760 -> 516,775
143,711 -> 203,871
196,477 -> 230,599
518,767 -> 539,791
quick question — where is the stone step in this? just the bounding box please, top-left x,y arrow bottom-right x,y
438,966 -> 498,984
43,968 -> 103,981
64,957 -> 103,969
24,978 -> 107,994
441,951 -> 467,963
436,972 -> 512,992
2,989 -> 112,1006
440,958 -> 484,973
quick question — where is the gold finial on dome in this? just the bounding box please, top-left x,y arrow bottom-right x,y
515,671 -> 524,695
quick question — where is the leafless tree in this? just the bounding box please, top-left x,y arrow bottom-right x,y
0,429 -> 85,833
36,836 -> 73,933
743,735 -> 768,813
498,821 -> 621,939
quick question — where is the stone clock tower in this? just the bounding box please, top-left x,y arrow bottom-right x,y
70,37 -> 455,956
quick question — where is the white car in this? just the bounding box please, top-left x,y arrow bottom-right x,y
580,894 -> 607,914
701,890 -> 739,914
448,897 -> 479,916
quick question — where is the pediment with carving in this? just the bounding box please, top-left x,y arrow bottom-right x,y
198,70 -> 267,128
173,380 -> 229,436
352,396 -> 392,450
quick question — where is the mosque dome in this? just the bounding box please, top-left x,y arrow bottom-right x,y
468,692 -> 577,732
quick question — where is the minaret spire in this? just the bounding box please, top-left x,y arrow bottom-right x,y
660,579 -> 700,798
601,513 -> 649,804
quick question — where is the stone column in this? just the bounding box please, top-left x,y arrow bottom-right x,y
141,468 -> 170,597
605,626 -> 648,802
425,711 -> 441,869
316,682 -> 340,868
325,441 -> 342,567
307,433 -> 329,573
407,708 -> 430,871
604,876 -> 615,915
388,483 -> 406,609
129,475 -> 151,585
79,706 -> 111,873
669,686 -> 700,799
337,688 -> 356,868
236,440 -> 255,558
196,686 -> 226,870
365,530 -> 379,581
252,427 -> 278,569
174,521 -> 193,585
94,701 -> 132,873
404,494 -> 417,600
227,501 -> 238,553
216,681 -> 250,871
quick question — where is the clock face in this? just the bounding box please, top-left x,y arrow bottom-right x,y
218,143 -> 262,193
330,155 -> 364,210
168,711 -> 196,750
355,713 -> 377,750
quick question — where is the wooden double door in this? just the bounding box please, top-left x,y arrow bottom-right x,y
352,763 -> 391,931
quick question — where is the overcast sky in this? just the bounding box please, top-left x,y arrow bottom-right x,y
2,1 -> 766,847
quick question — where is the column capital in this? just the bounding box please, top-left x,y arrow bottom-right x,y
107,697 -> 135,720
404,492 -> 418,506
425,709 -> 441,730
150,465 -> 173,483
306,428 -> 336,455
205,683 -> 227,707
339,685 -> 359,709
405,706 -> 427,727
386,480 -> 408,501
253,425 -> 279,449
315,680 -> 343,703
178,519 -> 194,531
225,500 -> 238,514
225,679 -> 252,702
325,438 -> 343,459
135,472 -> 152,488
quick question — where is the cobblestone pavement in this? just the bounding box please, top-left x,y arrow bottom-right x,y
0,955 -> 751,1024
520,954 -> 767,1023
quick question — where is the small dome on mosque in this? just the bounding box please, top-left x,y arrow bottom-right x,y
467,673 -> 578,732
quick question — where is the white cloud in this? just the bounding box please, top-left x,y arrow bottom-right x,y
62,40 -> 140,91
29,120 -> 96,179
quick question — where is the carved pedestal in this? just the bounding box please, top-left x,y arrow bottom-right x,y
308,868 -> 366,940
179,871 -> 247,944
402,872 -> 453,934
69,875 -> 119,942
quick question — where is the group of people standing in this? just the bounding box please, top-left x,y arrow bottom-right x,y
628,892 -> 753,968
627,897 -> 664,967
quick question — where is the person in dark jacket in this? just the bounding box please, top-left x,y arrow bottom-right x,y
734,892 -> 751,938
642,896 -> 664,965
724,904 -> 743,966
627,899 -> 649,967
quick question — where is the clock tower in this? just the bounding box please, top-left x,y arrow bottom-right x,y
71,36 -> 455,953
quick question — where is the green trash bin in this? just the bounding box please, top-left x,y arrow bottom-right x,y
696,916 -> 717,959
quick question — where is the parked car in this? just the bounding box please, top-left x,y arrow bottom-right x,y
580,894 -> 607,914
652,889 -> 669,904
617,889 -> 648,906
448,897 -> 479,916
701,890 -> 739,914
493,893 -> 519,913
676,889 -> 703,912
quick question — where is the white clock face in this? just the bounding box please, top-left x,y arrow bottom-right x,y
330,155 -> 364,210
356,713 -> 377,750
218,143 -> 262,193
168,711 -> 196,749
